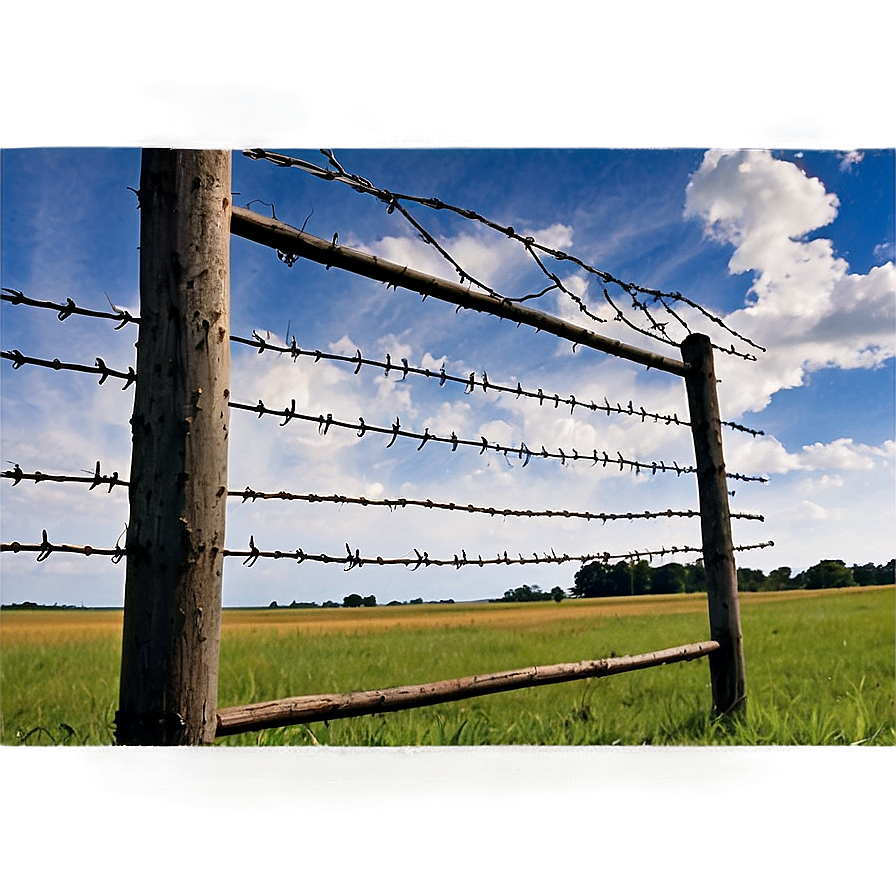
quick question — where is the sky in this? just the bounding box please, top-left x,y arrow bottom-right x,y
2,146 -> 893,607
3,4 -> 894,615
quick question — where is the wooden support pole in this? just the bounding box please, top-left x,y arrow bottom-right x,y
215,641 -> 720,738
230,206 -> 690,377
116,150 -> 232,745
680,333 -> 746,717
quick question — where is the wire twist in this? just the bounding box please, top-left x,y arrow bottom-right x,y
2,529 -> 127,563
242,149 -> 765,360
224,537 -> 775,570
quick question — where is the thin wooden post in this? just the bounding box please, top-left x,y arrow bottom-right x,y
681,333 -> 746,717
116,150 -> 232,745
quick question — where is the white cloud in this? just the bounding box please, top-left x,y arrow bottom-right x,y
838,150 -> 864,171
726,432 -> 894,478
684,149 -> 896,416
798,438 -> 893,471
795,500 -> 828,520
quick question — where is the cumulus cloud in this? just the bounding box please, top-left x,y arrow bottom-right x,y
726,431 -> 894,478
684,149 -> 895,415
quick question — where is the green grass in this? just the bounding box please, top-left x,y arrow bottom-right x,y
1,587 -> 893,746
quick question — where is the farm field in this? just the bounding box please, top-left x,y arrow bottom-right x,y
1,585 -> 893,746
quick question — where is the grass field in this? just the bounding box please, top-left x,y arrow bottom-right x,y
1,586 -> 893,746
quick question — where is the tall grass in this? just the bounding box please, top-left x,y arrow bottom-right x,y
1,587 -> 893,746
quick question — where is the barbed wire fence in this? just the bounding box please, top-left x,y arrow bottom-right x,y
1,150 -> 772,745
1,285 -> 769,565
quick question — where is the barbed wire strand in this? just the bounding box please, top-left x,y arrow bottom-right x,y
0,343 -> 769,481
235,330 -> 765,437
224,536 -> 775,570
1,350 -> 136,389
2,462 -> 127,491
229,397 -> 698,476
0,463 -> 764,524
232,486 -> 765,522
229,398 -> 767,483
0,289 -> 766,437
1,288 -> 139,328
0,534 -> 775,568
1,529 -> 127,563
242,149 -> 765,360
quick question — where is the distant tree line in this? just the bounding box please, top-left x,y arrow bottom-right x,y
572,558 -> 895,598
2,600 -> 87,610
266,594 -> 456,609
496,584 -> 568,603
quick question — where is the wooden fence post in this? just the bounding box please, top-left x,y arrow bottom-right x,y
116,150 -> 232,745
681,333 -> 746,717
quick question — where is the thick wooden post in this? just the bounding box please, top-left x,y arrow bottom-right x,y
116,150 -> 232,745
681,333 -> 746,717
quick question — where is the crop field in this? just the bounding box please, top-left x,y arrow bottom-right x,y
1,586 -> 893,746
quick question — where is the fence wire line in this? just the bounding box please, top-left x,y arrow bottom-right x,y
242,149 -> 765,361
1,288 -> 139,327
232,486 -> 765,522
235,330 -> 765,437
0,339 -> 769,481
229,396 -> 700,476
225,536 -> 775,570
229,397 -> 768,483
1,529 -> 127,563
0,287 -> 765,437
1,349 -> 137,389
0,534 -> 775,569
2,464 -> 765,524
3,462 -> 127,491
0,288 -> 767,438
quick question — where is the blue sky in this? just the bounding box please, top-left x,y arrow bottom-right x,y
2,146 -> 893,607
0,0 -> 896,606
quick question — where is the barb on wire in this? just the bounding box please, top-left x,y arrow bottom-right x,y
229,397 -> 702,477
1,350 -> 137,389
230,397 -> 768,482
242,149 -> 765,361
234,330 -> 764,438
2,288 -> 139,329
3,462 -> 128,492
2,529 -> 128,563
223,536 -> 775,570
234,332 -> 704,433
232,486 -> 765,523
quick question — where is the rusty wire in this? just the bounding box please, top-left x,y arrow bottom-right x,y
229,397 -> 768,483
242,149 -> 765,361
233,486 -> 765,522
229,396 -> 700,476
1,463 -> 765,522
3,462 -> 127,491
1,528 -> 773,569
1,288 -> 766,437
224,536 -> 775,570
1,349 -> 136,389
235,330 -> 765,437
1,288 -> 139,328
2,529 -> 127,563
